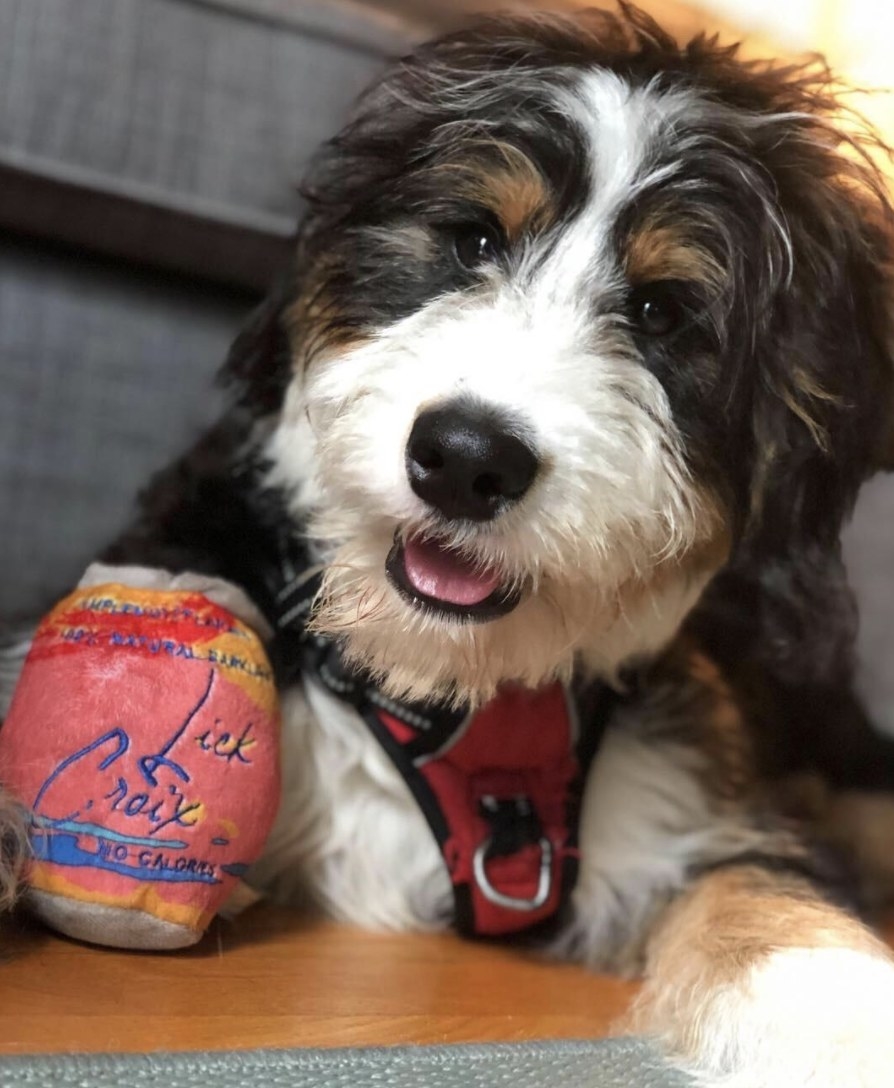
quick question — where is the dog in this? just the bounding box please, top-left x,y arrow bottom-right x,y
4,6 -> 894,1085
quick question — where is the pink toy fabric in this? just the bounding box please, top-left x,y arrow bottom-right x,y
0,580 -> 280,948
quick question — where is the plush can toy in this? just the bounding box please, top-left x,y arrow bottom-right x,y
0,565 -> 280,949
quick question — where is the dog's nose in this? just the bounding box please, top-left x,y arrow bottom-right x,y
406,402 -> 540,522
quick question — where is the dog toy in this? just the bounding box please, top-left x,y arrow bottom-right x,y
0,565 -> 280,949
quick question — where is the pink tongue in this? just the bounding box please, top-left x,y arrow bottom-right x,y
402,536 -> 502,607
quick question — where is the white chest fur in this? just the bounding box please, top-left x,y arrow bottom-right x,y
250,678 -> 453,931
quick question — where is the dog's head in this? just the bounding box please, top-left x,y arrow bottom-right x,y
228,6 -> 894,704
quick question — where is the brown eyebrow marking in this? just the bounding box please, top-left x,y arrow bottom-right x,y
284,258 -> 369,372
624,218 -> 724,288
428,141 -> 554,240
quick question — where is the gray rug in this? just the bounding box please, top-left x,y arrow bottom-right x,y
0,1041 -> 691,1087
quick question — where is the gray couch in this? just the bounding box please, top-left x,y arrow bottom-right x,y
0,0 -> 417,619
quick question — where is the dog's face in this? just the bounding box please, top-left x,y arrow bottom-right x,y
234,9 -> 894,704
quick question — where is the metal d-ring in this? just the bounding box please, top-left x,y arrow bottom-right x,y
472,835 -> 553,912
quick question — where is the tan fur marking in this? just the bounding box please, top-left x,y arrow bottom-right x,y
632,864 -> 891,1055
779,367 -> 841,452
686,650 -> 754,801
647,867 -> 887,991
633,866 -> 892,1065
285,272 -> 368,370
625,221 -> 723,287
618,496 -> 731,607
622,630 -> 755,807
429,142 -> 552,239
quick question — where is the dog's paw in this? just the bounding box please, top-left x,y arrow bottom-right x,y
657,947 -> 894,1088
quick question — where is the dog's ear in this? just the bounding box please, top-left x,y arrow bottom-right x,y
221,275 -> 295,416
742,116 -> 894,558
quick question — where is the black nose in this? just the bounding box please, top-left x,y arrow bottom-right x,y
406,402 -> 540,522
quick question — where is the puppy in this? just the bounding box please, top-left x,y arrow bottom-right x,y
4,6 -> 894,1085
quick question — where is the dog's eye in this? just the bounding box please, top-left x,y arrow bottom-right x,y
630,284 -> 685,338
452,223 -> 502,270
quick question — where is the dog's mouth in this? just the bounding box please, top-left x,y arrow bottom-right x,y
385,532 -> 521,623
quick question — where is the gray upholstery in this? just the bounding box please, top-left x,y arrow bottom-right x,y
0,238 -> 233,615
0,1041 -> 692,1087
0,0 -> 408,286
0,0 -> 410,619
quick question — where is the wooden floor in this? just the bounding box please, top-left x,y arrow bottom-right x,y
0,905 -> 638,1055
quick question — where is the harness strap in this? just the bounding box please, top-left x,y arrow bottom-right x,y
258,533 -> 618,938
362,682 -> 584,938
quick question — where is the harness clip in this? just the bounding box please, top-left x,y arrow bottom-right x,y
473,794 -> 553,912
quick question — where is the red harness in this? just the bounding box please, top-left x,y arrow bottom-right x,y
364,682 -> 585,936
268,566 -> 614,939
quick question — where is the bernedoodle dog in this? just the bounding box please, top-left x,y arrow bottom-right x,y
4,6 -> 894,1085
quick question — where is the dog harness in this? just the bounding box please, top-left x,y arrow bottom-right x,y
261,556 -> 617,939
